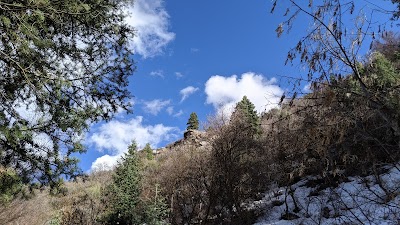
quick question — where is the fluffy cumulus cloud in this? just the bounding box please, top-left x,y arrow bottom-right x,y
142,99 -> 171,115
90,154 -> 119,172
205,72 -> 284,115
180,86 -> 199,102
87,116 -> 179,170
125,0 -> 175,58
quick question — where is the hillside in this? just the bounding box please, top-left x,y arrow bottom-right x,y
2,125 -> 400,225
3,38 -> 400,224
3,1 -> 400,225
0,171 -> 112,225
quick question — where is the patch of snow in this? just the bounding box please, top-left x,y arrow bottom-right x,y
252,165 -> 400,225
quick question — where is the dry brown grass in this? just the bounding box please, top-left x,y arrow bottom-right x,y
0,171 -> 112,225
0,190 -> 54,225
51,171 -> 112,225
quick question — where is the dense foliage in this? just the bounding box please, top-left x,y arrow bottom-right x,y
103,141 -> 168,225
0,0 -> 135,186
0,166 -> 22,205
103,142 -> 142,224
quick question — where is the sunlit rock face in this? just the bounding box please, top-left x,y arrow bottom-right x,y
156,130 -> 211,155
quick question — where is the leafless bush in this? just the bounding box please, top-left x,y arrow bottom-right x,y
207,112 -> 267,223
262,74 -> 400,189
156,146 -> 212,224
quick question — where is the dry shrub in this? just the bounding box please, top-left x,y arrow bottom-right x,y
156,112 -> 268,225
261,76 -> 400,187
51,171 -> 112,224
156,145 -> 212,224
207,112 -> 267,223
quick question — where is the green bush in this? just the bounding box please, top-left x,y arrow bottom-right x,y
0,167 -> 22,205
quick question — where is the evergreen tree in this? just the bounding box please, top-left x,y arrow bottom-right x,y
232,96 -> 261,135
186,112 -> 199,130
0,0 -> 135,186
142,184 -> 169,225
104,141 -> 168,225
142,143 -> 154,160
105,141 -> 142,224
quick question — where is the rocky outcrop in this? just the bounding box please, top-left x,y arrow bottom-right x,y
156,129 -> 210,154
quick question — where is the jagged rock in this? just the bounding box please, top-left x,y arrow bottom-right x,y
156,130 -> 210,154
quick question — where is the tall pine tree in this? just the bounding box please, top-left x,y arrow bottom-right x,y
142,143 -> 154,160
186,112 -> 199,130
104,141 -> 168,225
105,141 -> 142,224
232,96 -> 261,136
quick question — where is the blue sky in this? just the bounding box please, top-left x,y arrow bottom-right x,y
81,0 -> 397,172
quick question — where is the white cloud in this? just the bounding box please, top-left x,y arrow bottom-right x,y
149,70 -> 164,78
173,110 -> 184,117
205,72 -> 284,115
175,72 -> 183,78
87,116 -> 179,170
166,106 -> 174,115
180,86 -> 199,102
125,0 -> 175,58
166,106 -> 183,117
143,99 -> 171,115
90,154 -> 120,172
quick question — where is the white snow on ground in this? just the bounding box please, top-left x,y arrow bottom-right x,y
251,165 -> 400,225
